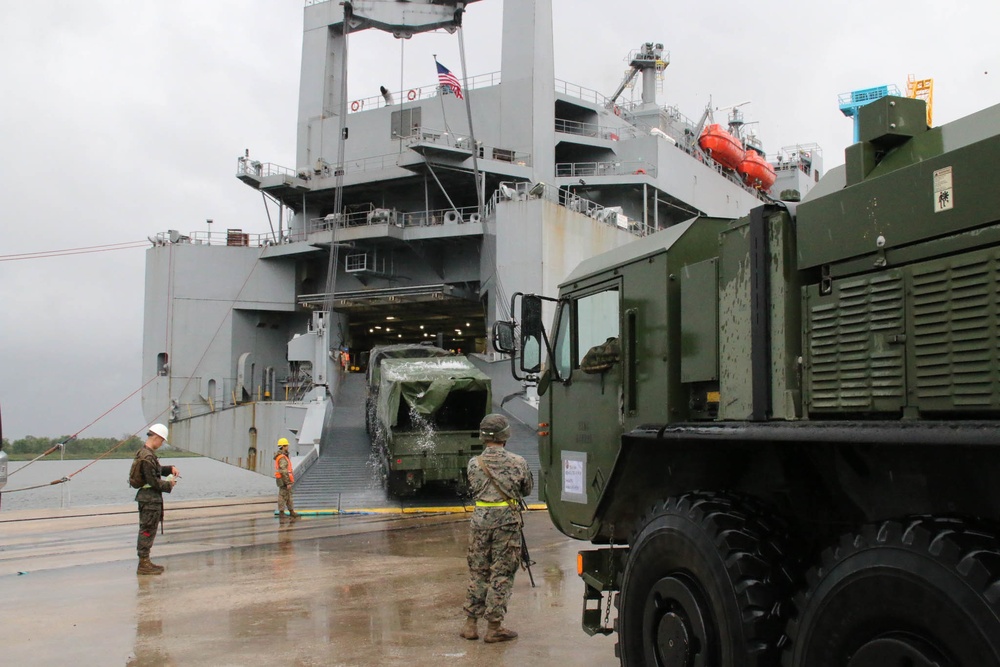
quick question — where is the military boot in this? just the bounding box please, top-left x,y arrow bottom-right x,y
459,617 -> 479,640
483,620 -> 517,643
137,557 -> 163,576
289,510 -> 299,518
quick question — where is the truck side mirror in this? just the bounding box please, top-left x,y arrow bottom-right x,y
520,295 -> 543,374
492,321 -> 516,354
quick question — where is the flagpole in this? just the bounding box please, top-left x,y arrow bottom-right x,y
456,22 -> 484,216
434,55 -> 453,138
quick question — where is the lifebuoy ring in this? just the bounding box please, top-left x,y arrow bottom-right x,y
614,106 -> 621,117
407,89 -> 417,101
350,100 -> 360,112
634,168 -> 646,175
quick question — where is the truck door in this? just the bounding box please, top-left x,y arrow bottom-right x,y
546,280 -> 623,536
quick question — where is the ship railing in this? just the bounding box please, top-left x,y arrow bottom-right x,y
170,374 -> 314,422
554,118 -> 640,141
407,128 -> 480,151
493,181 -> 648,238
555,78 -> 611,107
408,128 -> 532,166
348,71 -> 502,114
299,204 -> 484,240
236,158 -> 298,179
555,160 -> 657,178
152,229 -> 274,247
342,152 -> 408,173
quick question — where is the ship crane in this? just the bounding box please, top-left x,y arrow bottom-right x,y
606,42 -> 669,111
689,100 -> 749,149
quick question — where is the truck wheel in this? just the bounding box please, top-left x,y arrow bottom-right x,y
616,493 -> 795,667
783,517 -> 1000,666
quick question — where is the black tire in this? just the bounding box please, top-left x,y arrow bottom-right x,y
616,493 -> 796,667
385,470 -> 418,498
783,517 -> 1000,667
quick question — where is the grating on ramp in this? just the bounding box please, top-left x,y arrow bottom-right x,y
293,371 -> 541,511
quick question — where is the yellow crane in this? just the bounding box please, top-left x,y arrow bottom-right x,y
906,74 -> 934,126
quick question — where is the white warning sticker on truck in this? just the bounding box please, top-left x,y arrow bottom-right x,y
933,166 -> 954,213
561,451 -> 588,503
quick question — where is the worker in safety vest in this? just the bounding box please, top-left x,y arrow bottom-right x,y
274,438 -> 298,518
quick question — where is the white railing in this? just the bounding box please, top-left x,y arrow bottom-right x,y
151,229 -> 276,248
555,160 -> 657,178
492,181 -> 652,238
555,78 -> 611,107
348,71 -> 502,114
408,128 -> 532,166
236,157 -> 298,179
294,204 -> 484,242
554,118 -> 640,141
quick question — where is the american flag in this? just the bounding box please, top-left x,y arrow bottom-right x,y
436,60 -> 463,99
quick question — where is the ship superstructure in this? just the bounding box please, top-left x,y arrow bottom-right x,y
142,0 -> 817,476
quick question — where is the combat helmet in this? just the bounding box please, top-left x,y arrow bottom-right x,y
479,413 -> 510,443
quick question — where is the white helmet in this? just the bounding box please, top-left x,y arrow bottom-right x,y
147,423 -> 169,444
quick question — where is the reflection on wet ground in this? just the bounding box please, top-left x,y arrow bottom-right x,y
1,502 -> 616,666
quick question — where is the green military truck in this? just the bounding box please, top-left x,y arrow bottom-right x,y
372,356 -> 491,497
364,343 -> 452,435
494,97 -> 1000,665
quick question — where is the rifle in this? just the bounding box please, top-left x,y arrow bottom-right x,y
520,518 -> 536,588
479,459 -> 536,588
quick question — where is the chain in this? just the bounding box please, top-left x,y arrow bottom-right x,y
603,523 -> 616,632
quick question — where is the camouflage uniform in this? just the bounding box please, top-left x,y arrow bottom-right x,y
463,444 -> 533,623
134,446 -> 173,559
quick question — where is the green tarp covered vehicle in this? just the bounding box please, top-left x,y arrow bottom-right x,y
364,343 -> 452,435
373,356 -> 491,496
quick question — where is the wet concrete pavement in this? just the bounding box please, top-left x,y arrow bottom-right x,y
1,500 -> 617,666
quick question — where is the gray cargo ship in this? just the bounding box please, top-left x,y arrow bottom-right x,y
141,0 -> 819,484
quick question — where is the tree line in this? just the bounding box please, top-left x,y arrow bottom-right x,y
1,435 -> 196,460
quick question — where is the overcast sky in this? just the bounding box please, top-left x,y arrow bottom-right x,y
1,0 -> 996,440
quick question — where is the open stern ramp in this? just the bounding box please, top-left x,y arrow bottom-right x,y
292,372 -> 540,511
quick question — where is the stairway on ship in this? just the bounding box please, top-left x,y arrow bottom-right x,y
292,371 -> 541,511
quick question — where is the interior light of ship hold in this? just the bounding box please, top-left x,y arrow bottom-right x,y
419,325 -> 424,329
375,326 -> 382,330
369,328 -> 374,333
465,322 -> 470,327
398,334 -> 402,338
386,316 -> 395,320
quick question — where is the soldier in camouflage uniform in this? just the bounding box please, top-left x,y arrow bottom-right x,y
135,424 -> 178,575
460,413 -> 533,643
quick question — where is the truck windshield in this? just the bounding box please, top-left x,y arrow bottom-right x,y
553,288 -> 620,378
576,289 -> 620,366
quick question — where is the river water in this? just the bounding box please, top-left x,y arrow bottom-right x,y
1,457 -> 275,512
